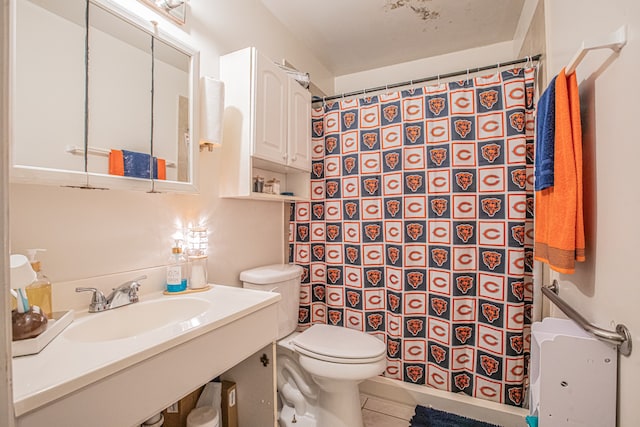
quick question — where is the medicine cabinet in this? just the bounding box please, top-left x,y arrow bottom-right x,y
219,47 -> 311,202
10,0 -> 200,193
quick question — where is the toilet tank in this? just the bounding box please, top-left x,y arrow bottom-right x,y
240,264 -> 303,339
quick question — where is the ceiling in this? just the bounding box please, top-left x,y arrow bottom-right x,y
261,0 -> 526,76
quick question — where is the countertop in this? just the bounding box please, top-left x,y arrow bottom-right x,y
12,285 -> 280,417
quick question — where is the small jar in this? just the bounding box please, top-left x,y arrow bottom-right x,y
263,181 -> 274,194
253,176 -> 264,193
266,178 -> 280,195
188,255 -> 208,289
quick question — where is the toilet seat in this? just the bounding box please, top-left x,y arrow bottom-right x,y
292,324 -> 386,364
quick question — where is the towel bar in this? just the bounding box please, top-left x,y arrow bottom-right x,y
542,280 -> 632,356
565,25 -> 627,74
65,145 -> 176,168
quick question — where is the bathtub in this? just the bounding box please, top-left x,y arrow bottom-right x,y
360,376 -> 528,427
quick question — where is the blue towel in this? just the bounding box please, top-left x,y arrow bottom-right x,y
122,150 -> 158,179
534,76 -> 556,190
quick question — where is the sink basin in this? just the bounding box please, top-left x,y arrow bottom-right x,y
64,297 -> 211,342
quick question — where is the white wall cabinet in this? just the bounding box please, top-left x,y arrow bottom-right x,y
220,47 -> 311,202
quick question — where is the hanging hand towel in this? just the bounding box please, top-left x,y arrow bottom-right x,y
122,149 -> 153,179
156,158 -> 166,180
110,149 -> 166,179
108,149 -> 124,176
535,76 -> 557,190
534,69 -> 585,274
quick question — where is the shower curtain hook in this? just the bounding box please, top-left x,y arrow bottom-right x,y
437,74 -> 441,87
525,56 -> 532,69
466,69 -> 470,84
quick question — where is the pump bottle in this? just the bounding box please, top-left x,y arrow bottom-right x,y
166,240 -> 188,292
25,249 -> 52,319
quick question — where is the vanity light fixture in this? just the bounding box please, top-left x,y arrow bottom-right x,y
199,77 -> 225,152
155,0 -> 184,11
139,0 -> 188,25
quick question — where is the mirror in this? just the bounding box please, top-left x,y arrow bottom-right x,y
12,0 -> 87,185
152,38 -> 191,184
10,0 -> 199,192
87,2 -> 153,180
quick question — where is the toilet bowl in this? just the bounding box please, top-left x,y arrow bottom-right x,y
277,335 -> 319,427
241,264 -> 387,427
292,324 -> 386,427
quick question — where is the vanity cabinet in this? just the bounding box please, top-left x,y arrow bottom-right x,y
221,343 -> 277,426
219,47 -> 311,202
13,286 -> 280,427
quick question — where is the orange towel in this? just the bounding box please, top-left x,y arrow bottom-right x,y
534,69 -> 585,274
157,158 -> 166,180
108,149 -> 124,176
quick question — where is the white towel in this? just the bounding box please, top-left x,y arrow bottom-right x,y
200,77 -> 225,147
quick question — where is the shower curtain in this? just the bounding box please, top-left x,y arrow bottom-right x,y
289,67 -> 536,407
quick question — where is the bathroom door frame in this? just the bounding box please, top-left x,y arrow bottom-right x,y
1,0 -> 16,424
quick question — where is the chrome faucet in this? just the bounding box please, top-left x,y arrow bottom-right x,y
76,275 -> 146,312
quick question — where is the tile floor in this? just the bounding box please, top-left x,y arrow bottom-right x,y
361,394 -> 415,427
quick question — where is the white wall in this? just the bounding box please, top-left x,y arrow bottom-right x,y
9,0 -> 334,313
543,0 -> 640,424
334,40 -> 517,94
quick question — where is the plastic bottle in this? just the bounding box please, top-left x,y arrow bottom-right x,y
166,239 -> 188,292
25,249 -> 52,319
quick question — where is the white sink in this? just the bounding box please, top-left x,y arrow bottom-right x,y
63,297 -> 211,342
13,286 -> 281,427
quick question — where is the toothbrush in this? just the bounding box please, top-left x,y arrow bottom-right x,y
16,288 -> 29,313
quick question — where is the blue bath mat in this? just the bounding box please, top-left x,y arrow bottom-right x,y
410,405 -> 502,427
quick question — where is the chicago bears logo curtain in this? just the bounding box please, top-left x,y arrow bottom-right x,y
289,67 -> 536,407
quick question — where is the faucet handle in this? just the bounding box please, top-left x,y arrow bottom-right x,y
130,275 -> 147,287
76,287 -> 108,312
115,275 -> 147,303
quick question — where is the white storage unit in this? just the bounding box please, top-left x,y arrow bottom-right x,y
529,318 -> 617,426
219,47 -> 311,202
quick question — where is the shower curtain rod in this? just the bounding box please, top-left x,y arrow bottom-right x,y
312,53 -> 542,104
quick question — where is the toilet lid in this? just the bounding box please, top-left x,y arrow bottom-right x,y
292,324 -> 385,363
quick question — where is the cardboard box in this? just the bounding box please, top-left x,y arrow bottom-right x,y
162,386 -> 204,427
221,381 -> 238,427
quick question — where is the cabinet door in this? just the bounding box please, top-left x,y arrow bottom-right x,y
287,79 -> 311,172
253,54 -> 287,165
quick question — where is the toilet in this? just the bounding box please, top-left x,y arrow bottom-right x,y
240,264 -> 386,427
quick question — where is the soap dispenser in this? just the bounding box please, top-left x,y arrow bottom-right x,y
166,238 -> 188,293
25,249 -> 52,319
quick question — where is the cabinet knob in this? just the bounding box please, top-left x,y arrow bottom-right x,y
291,156 -> 297,162
282,153 -> 288,160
